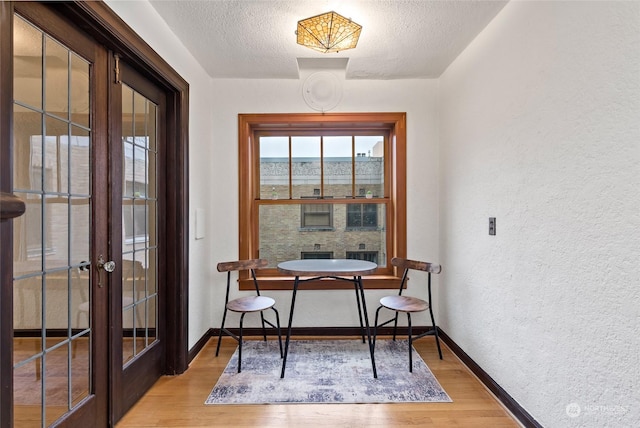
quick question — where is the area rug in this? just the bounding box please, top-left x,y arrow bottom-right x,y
205,339 -> 451,404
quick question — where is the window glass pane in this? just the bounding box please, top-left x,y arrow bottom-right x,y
260,136 -> 289,200
291,136 -> 320,199
355,136 -> 384,197
259,203 -> 386,267
323,136 -> 352,198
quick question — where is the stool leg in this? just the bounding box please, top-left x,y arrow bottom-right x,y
238,313 -> 246,373
373,306 -> 384,351
216,307 -> 229,357
260,311 -> 268,342
271,307 -> 283,358
392,313 -> 399,341
407,313 -> 413,372
354,282 -> 365,343
429,306 -> 443,359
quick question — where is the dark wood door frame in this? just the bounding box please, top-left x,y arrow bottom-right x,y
0,1 -> 189,425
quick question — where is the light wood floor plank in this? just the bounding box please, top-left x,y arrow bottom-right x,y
116,336 -> 521,427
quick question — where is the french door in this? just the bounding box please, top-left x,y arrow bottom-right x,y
10,5 -> 110,426
109,60 -> 166,422
2,2 -> 188,427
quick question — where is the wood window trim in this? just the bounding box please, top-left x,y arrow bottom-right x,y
238,112 -> 406,290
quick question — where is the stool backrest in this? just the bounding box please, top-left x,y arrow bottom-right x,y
391,257 -> 442,297
216,259 -> 269,302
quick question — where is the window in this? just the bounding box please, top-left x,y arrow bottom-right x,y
239,113 -> 406,290
301,203 -> 333,229
301,252 -> 333,259
346,251 -> 379,264
347,204 -> 378,229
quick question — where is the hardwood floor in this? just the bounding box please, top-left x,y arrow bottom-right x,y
116,336 -> 521,427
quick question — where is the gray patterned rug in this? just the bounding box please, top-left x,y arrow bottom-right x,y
205,339 -> 451,404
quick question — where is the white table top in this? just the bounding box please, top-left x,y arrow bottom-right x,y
277,259 -> 377,277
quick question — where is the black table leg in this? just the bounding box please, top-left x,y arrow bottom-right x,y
356,275 -> 378,378
280,276 -> 299,378
353,277 -> 365,343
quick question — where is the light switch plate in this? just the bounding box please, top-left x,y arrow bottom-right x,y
489,217 -> 496,235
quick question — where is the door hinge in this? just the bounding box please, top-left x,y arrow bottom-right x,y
114,53 -> 121,84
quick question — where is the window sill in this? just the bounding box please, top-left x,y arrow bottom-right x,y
239,275 -> 402,291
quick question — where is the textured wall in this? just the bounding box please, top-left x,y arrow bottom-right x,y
439,1 -> 640,426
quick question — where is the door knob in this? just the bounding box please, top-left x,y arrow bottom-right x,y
97,255 -> 116,272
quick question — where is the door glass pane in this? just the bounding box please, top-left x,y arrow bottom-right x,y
71,331 -> 91,406
122,84 -> 158,366
69,127 -> 90,195
44,195 -> 69,271
13,105 -> 43,191
70,53 -> 90,128
44,344 -> 70,424
13,14 -> 92,424
13,16 -> 43,109
45,36 -> 69,118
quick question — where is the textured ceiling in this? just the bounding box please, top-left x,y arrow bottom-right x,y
149,0 -> 508,80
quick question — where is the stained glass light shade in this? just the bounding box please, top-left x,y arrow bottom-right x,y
296,11 -> 362,53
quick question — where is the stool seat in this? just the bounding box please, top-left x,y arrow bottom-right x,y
380,295 -> 429,313
227,296 -> 275,313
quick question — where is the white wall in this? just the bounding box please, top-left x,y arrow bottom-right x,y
105,1 -> 215,348
210,77 -> 441,328
439,1 -> 640,427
